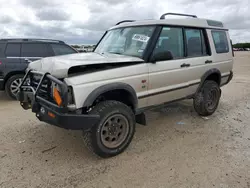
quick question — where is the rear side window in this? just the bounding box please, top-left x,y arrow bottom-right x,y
21,43 -> 49,57
50,44 -> 76,56
185,28 -> 208,56
5,43 -> 21,57
211,31 -> 229,53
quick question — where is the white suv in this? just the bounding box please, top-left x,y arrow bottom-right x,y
17,13 -> 234,158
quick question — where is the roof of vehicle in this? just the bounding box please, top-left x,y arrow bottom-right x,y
110,13 -> 227,31
0,38 -> 65,44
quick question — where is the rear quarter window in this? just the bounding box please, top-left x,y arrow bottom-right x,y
211,30 -> 229,53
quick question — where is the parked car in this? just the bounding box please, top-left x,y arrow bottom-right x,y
17,13 -> 233,158
0,39 -> 78,99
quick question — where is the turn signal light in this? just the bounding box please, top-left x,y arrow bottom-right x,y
53,88 -> 62,106
48,112 -> 56,118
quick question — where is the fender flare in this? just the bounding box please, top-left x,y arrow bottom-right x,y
196,68 -> 221,93
83,82 -> 138,109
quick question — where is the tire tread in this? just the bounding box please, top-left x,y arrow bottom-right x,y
83,100 -> 135,158
193,80 -> 220,116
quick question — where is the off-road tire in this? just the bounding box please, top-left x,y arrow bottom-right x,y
83,100 -> 136,158
193,80 -> 221,116
5,74 -> 24,100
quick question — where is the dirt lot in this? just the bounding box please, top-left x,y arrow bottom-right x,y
0,52 -> 250,188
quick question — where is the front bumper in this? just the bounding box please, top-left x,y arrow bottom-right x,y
34,102 -> 99,130
17,70 -> 99,131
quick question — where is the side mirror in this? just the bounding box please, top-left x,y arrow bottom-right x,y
151,51 -> 173,63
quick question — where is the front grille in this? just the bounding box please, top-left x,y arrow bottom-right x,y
27,74 -> 55,103
20,70 -> 69,108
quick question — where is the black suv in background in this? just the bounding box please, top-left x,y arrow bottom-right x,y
0,39 -> 78,99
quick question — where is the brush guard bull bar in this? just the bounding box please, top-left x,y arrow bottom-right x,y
16,70 -> 99,131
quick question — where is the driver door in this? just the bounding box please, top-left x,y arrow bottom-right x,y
147,26 -> 194,106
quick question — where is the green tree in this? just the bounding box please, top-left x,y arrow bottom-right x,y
233,43 -> 250,48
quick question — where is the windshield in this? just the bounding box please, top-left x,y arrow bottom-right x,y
95,26 -> 155,58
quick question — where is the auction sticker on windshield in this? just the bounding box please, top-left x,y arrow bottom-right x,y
132,34 -> 150,43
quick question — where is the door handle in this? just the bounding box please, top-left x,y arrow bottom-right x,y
180,63 -> 190,68
205,60 -> 213,64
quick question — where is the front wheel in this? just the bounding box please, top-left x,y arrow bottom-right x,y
84,100 -> 136,158
193,80 -> 221,116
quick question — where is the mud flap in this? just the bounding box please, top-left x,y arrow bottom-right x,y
136,113 -> 147,126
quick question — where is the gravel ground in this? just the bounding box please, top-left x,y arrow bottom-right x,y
0,52 -> 250,188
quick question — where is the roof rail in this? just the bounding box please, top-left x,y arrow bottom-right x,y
0,38 -> 65,43
160,13 -> 197,19
115,20 -> 135,25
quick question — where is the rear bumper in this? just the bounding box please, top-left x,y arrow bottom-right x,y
17,70 -> 99,131
0,79 -> 4,90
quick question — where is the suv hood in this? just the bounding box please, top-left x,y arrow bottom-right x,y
28,52 -> 144,78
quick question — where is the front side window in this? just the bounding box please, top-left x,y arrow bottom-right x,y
211,30 -> 229,53
95,26 -> 155,58
153,26 -> 184,58
51,44 -> 77,56
21,43 -> 49,57
5,43 -> 21,57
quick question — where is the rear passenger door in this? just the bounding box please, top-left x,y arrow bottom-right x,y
20,43 -> 52,65
182,28 -> 212,94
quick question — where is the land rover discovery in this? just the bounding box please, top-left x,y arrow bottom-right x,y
17,13 -> 233,158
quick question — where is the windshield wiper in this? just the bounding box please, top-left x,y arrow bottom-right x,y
98,51 -> 123,55
108,52 -> 123,55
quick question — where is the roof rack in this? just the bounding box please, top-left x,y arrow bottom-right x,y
115,20 -> 135,25
160,13 -> 197,19
0,38 -> 65,44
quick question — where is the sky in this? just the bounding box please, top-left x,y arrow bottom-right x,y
0,0 -> 249,44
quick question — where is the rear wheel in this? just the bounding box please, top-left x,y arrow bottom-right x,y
193,80 -> 221,116
83,100 -> 136,158
5,74 -> 24,100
